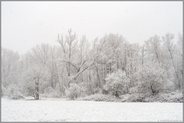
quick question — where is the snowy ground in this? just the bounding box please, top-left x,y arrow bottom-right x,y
1,98 -> 183,122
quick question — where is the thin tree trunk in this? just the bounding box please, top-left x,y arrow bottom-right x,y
168,48 -> 181,90
95,65 -> 101,88
34,77 -> 39,100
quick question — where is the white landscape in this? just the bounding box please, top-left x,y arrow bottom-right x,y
1,1 -> 183,122
2,98 -> 183,122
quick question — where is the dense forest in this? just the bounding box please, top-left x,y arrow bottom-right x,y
1,29 -> 183,102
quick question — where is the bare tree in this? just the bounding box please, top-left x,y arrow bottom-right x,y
57,29 -> 94,87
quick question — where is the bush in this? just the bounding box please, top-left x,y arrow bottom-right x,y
2,84 -> 24,99
66,83 -> 82,100
104,70 -> 130,97
10,93 -> 24,100
78,94 -> 118,102
143,91 -> 183,102
129,86 -> 139,94
136,65 -> 166,95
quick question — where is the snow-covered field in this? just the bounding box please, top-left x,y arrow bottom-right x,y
1,98 -> 183,122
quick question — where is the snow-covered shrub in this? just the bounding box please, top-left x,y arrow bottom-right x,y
137,65 -> 166,95
3,84 -> 24,99
129,86 -> 139,94
143,90 -> 183,102
66,83 -> 82,100
104,70 -> 130,97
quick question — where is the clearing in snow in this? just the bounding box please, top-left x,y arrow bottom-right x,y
1,98 -> 183,122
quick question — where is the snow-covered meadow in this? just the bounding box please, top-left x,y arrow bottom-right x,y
1,98 -> 183,122
2,2 -> 183,122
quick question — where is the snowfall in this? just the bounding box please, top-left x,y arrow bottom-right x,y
1,98 -> 183,122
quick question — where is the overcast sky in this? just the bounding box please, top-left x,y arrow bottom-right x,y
2,1 -> 183,54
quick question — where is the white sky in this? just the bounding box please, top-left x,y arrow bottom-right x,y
2,1 -> 183,54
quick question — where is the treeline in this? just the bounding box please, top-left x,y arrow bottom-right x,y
1,29 -> 183,101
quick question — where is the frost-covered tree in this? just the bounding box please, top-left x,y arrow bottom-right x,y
104,70 -> 130,97
57,30 -> 94,88
1,30 -> 182,100
22,65 -> 49,99
90,34 -> 126,90
162,33 -> 182,90
57,29 -> 78,77
21,46 -> 52,99
145,35 -> 163,65
136,64 -> 166,95
1,48 -> 20,97
66,83 -> 83,100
